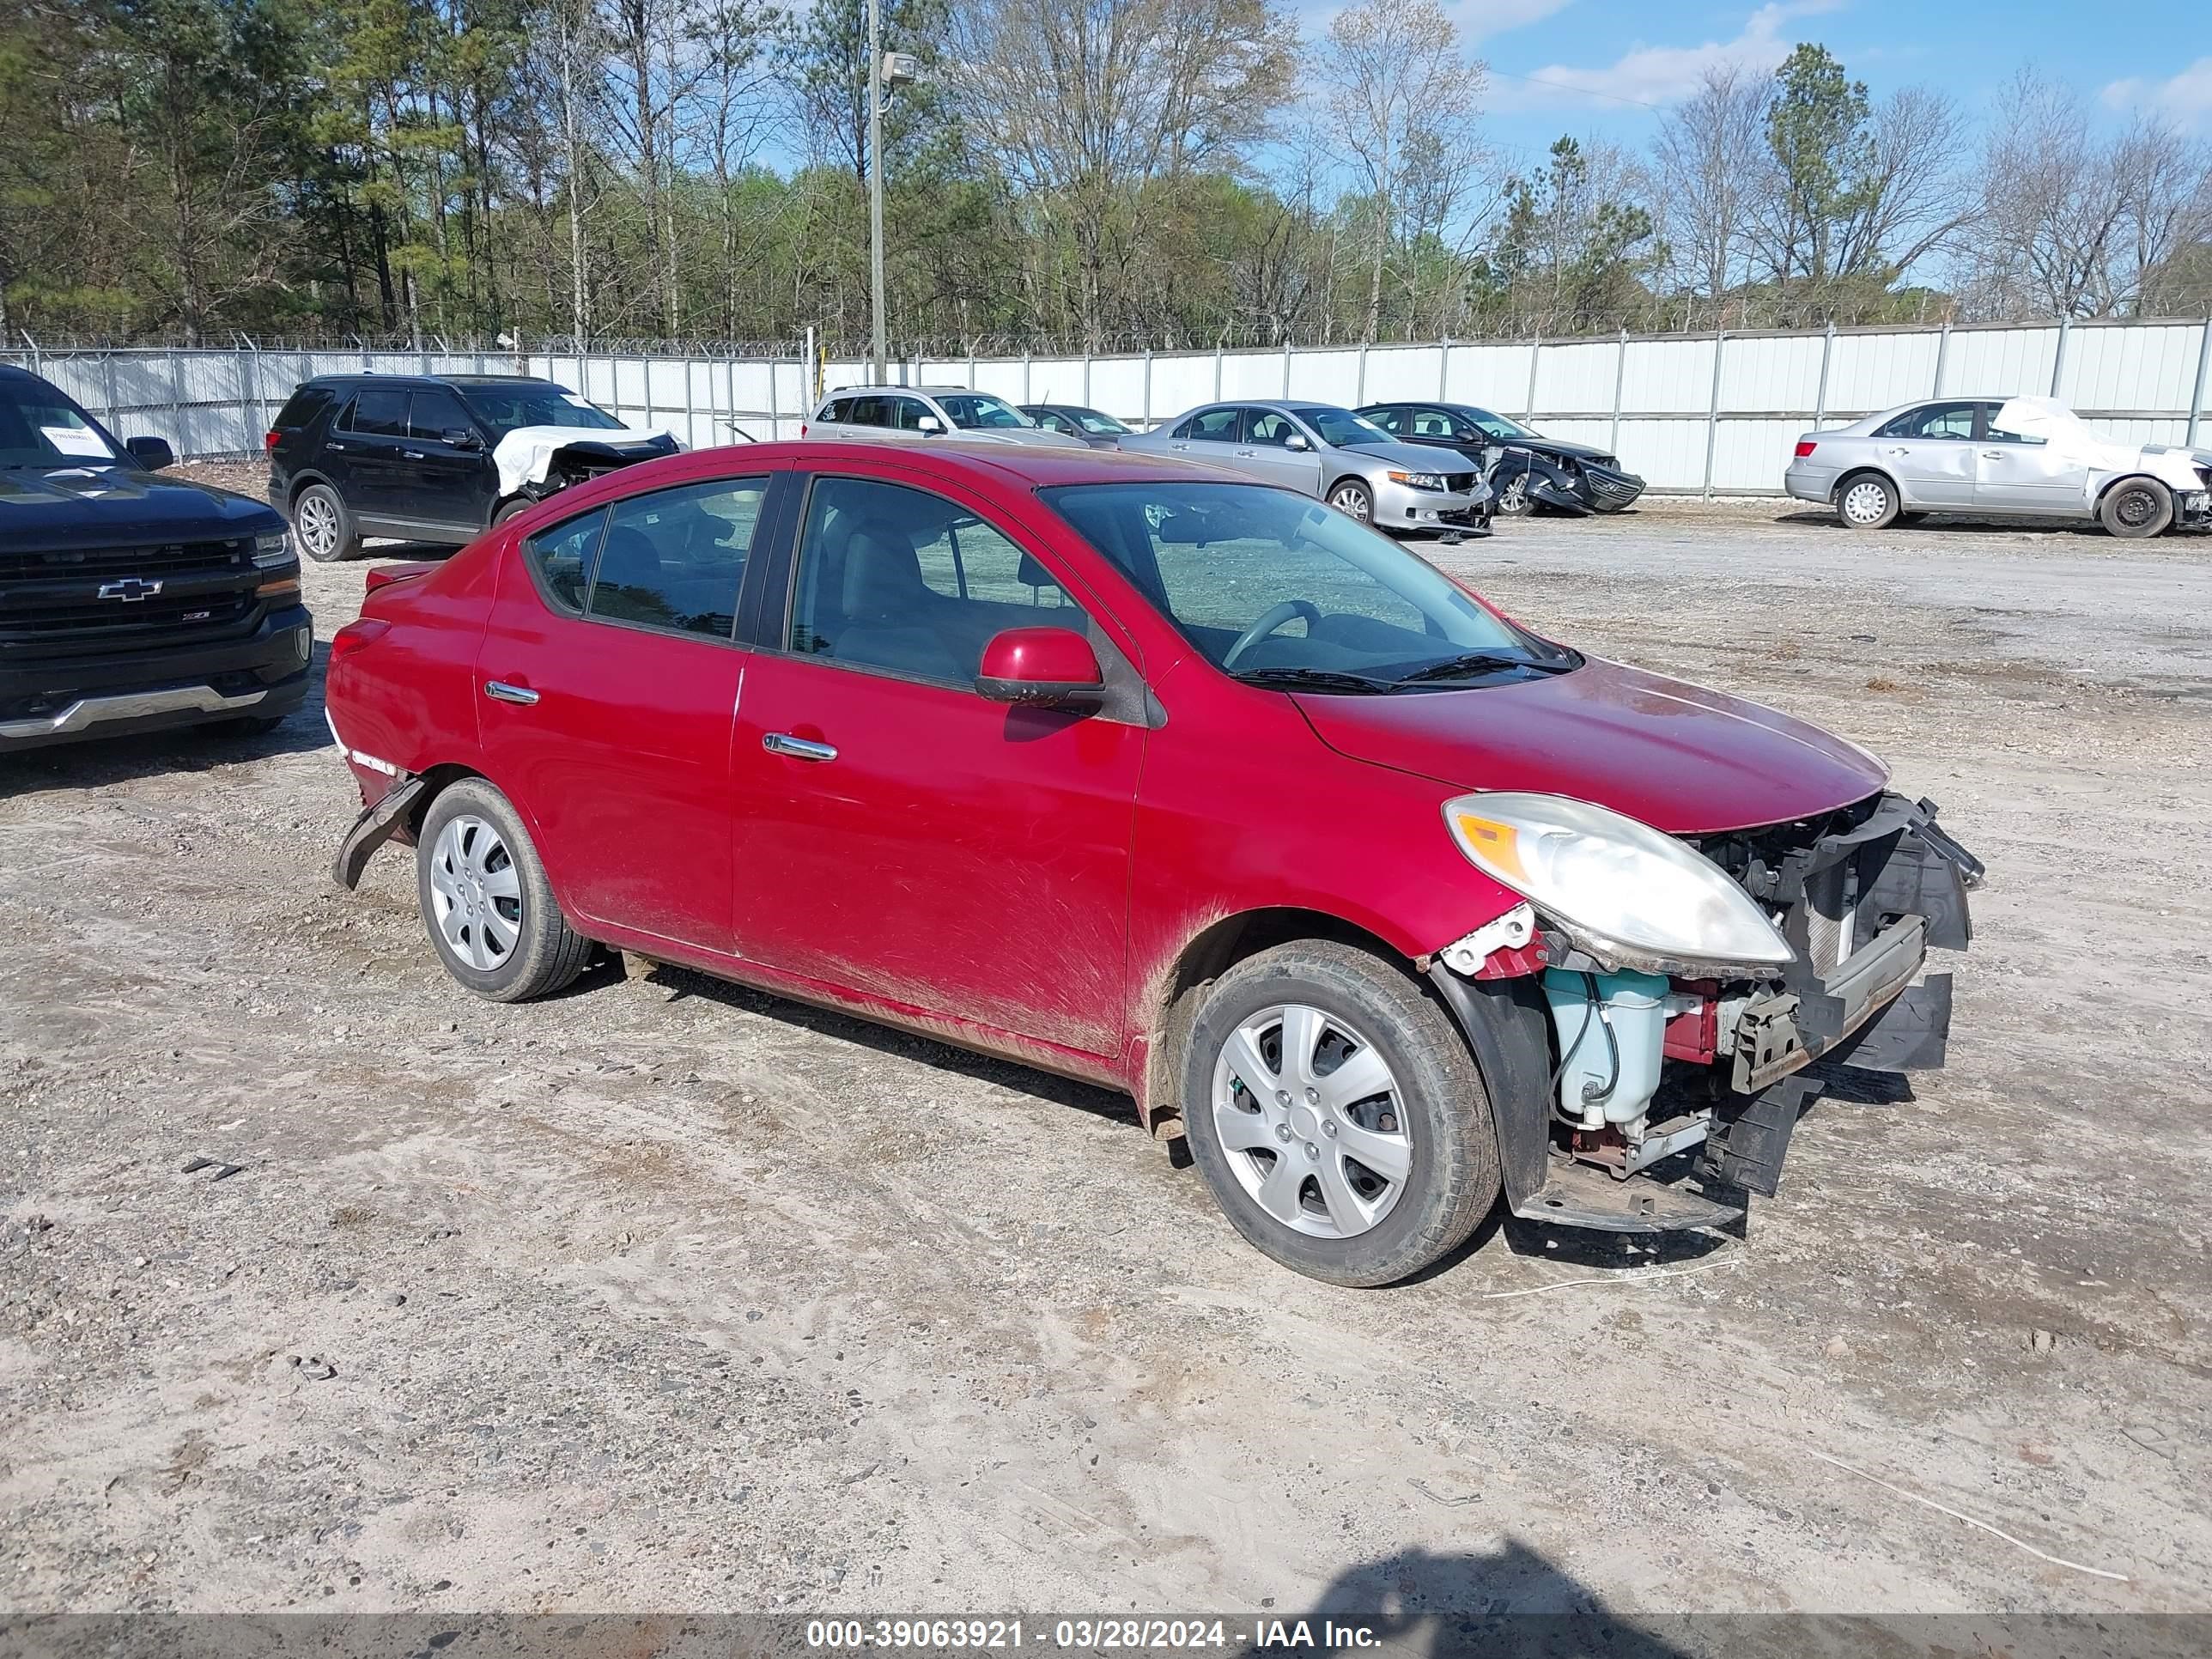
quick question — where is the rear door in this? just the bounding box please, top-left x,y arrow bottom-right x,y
333,386 -> 411,517
400,388 -> 497,532
473,471 -> 775,951
1973,401 -> 2090,515
1873,401 -> 1978,507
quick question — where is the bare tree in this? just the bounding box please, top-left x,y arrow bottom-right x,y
1650,64 -> 1765,310
1976,71 -> 2212,317
1832,85 -> 1974,281
1320,0 -> 1483,343
943,0 -> 1296,350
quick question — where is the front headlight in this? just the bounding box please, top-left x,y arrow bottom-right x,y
1388,470 -> 1448,491
252,531 -> 294,568
1443,791 -> 1794,975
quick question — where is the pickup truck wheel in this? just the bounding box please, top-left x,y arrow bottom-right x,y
1182,940 -> 1500,1287
1836,472 -> 1899,530
2100,477 -> 2172,539
416,778 -> 592,1003
291,483 -> 357,562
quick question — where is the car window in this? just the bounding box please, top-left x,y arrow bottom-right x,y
935,392 -> 1028,430
1296,405 -> 1393,447
844,396 -> 892,428
586,477 -> 765,641
1980,403 -> 2046,446
343,388 -> 408,437
1878,402 -> 1977,441
1413,409 -> 1457,438
1029,409 -> 1072,434
1073,408 -> 1130,435
1465,408 -> 1533,440
0,378 -> 118,465
788,476 -> 1076,685
1043,481 -> 1563,684
460,385 -> 621,437
1247,410 -> 1304,447
892,398 -> 934,432
408,390 -> 475,443
1185,407 -> 1243,443
524,507 -> 606,612
272,386 -> 334,430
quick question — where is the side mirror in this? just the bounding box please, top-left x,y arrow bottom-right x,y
1285,432 -> 1310,451
917,414 -> 945,434
125,435 -> 174,471
975,626 -> 1103,708
445,428 -> 483,451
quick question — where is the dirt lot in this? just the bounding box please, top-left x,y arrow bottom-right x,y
3,468 -> 2209,1641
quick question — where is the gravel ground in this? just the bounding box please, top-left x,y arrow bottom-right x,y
3,465 -> 2209,1640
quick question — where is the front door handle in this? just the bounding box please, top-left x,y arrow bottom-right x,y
484,680 -> 539,706
763,732 -> 836,762
402,449 -> 426,460
325,441 -> 347,452
1980,450 -> 2006,459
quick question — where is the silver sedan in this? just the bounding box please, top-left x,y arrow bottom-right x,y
1121,401 -> 1493,533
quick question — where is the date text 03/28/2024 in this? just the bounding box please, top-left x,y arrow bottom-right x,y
804,1618 -> 1382,1650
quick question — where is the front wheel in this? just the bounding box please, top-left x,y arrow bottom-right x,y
1181,940 -> 1501,1287
1492,468 -> 1537,517
1327,480 -> 1373,523
416,778 -> 593,1002
2100,477 -> 2172,539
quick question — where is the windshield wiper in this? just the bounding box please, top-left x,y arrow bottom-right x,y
1231,666 -> 1397,694
1393,652 -> 1569,685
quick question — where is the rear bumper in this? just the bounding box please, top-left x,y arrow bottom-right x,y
0,604 -> 313,751
1784,459 -> 1840,503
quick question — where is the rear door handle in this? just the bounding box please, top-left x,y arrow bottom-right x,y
763,732 -> 836,762
484,680 -> 539,706
325,441 -> 347,452
1980,450 -> 2005,459
402,449 -> 425,460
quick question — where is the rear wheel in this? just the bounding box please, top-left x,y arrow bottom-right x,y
1327,479 -> 1373,523
2100,477 -> 2172,539
1835,471 -> 1899,531
1181,940 -> 1500,1287
416,778 -> 592,1003
491,497 -> 534,529
291,483 -> 357,562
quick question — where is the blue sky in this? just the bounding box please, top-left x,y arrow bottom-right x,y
1430,0 -> 2212,171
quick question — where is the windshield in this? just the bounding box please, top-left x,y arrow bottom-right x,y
1042,481 -> 1573,689
461,385 -> 624,439
0,380 -> 119,468
1072,407 -> 1130,435
1297,405 -> 1395,448
937,393 -> 1030,430
1466,408 -> 1534,440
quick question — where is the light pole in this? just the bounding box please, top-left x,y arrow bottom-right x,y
866,17 -> 916,387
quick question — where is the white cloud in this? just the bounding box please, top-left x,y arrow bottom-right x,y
1484,0 -> 1846,113
1454,0 -> 1576,44
2102,57 -> 2212,128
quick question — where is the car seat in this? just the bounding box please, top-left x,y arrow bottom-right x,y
831,520 -> 965,682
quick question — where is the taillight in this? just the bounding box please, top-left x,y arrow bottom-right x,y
798,422 -> 808,438
330,618 -> 390,662
1794,441 -> 1818,459
264,430 -> 280,453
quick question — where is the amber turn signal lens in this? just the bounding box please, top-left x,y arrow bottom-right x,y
256,576 -> 301,598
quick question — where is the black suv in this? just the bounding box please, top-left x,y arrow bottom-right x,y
266,374 -> 678,562
0,365 -> 310,753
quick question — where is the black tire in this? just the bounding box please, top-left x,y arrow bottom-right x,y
2099,477 -> 2173,539
491,497 -> 534,529
290,481 -> 358,562
415,777 -> 592,1003
1180,939 -> 1501,1287
1834,471 -> 1899,531
1326,479 -> 1374,524
1492,465 -> 1539,517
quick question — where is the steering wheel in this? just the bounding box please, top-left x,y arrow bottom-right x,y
1223,599 -> 1323,670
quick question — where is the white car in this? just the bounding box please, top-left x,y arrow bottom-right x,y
802,386 -> 1086,449
1784,394 -> 2212,538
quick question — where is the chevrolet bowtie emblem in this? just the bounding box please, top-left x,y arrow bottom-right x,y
97,577 -> 163,602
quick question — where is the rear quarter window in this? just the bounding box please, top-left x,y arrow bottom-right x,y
273,386 -> 334,429
524,507 -> 606,612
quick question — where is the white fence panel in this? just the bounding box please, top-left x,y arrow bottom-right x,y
1942,325 -> 2057,399
1443,342 -> 1529,409
1536,339 -> 1618,416
1149,353 -> 1218,419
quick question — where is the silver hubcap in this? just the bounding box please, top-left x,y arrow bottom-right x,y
1212,1004 -> 1412,1239
1330,486 -> 1370,522
1841,481 -> 1888,525
1498,474 -> 1531,514
297,493 -> 338,556
428,815 -> 523,972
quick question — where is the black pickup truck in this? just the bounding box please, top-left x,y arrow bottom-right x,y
0,364 -> 311,752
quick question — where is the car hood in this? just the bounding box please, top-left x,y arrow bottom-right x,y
0,463 -> 283,553
1339,438 -> 1481,472
1292,656 -> 1888,834
1995,397 -> 2210,489
1507,434 -> 1624,468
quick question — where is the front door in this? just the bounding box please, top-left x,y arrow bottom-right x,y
1874,400 -> 1978,507
401,387 -> 498,533
729,468 -> 1145,1059
1240,409 -> 1328,496
1974,402 -> 2090,514
473,472 -> 772,951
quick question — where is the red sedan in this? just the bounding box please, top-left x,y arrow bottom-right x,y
325,441 -> 1983,1285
